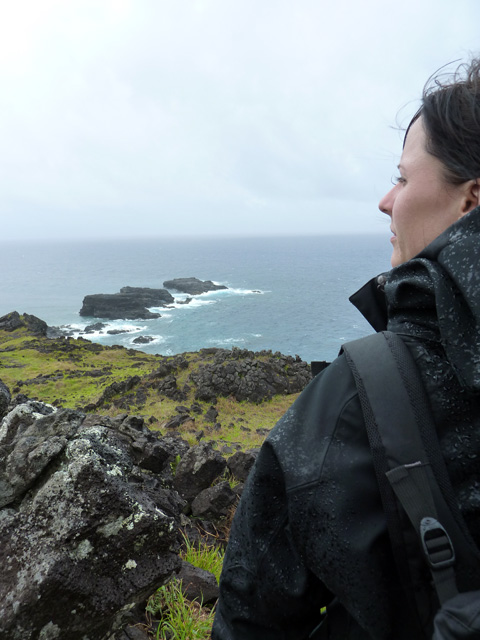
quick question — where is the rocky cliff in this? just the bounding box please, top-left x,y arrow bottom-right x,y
0,311 -> 315,638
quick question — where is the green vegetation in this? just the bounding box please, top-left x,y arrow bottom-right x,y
180,532 -> 225,583
0,315 -> 308,638
145,579 -> 215,639
0,318 -> 303,451
141,535 -> 224,639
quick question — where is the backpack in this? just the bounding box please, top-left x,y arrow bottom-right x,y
342,331 -> 480,639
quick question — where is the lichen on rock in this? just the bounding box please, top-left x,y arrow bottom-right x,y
0,398 -> 183,640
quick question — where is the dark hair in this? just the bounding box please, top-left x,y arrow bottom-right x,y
406,58 -> 480,185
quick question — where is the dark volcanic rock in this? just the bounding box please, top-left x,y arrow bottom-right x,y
0,311 -> 23,332
0,380 -> 11,420
84,322 -> 107,333
191,481 -> 236,519
79,287 -> 174,320
22,313 -> 49,336
0,399 -> 183,640
120,286 -> 175,303
204,406 -> 219,423
173,442 -> 226,504
163,413 -> 193,430
191,348 -> 312,402
162,278 -> 227,295
0,311 -> 48,335
226,449 -> 258,482
176,559 -> 219,604
133,336 -> 154,344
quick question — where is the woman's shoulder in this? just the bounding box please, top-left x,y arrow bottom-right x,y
265,352 -> 365,489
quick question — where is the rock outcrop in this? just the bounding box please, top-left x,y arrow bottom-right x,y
0,398 -> 183,640
79,287 -> 174,320
0,311 -> 49,336
162,277 -> 227,295
191,347 -> 312,403
0,379 -> 261,639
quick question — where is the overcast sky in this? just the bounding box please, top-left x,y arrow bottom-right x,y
1,0 -> 479,241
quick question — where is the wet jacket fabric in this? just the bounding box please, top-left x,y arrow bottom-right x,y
211,208 -> 480,640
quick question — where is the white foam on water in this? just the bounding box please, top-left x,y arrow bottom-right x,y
206,336 -> 246,346
68,321 -> 147,340
156,297 -> 216,310
129,335 -> 166,347
221,287 -> 265,296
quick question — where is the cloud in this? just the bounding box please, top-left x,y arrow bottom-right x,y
0,0 -> 479,239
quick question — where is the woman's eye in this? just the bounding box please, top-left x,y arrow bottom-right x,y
393,175 -> 406,185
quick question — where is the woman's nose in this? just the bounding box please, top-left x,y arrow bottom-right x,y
378,186 -> 395,216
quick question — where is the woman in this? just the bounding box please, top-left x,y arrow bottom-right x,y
212,60 -> 480,639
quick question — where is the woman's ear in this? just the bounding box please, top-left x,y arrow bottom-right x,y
460,179 -> 480,215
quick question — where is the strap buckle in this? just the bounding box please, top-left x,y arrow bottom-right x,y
420,517 -> 455,570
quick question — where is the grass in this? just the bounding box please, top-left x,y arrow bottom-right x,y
180,531 -> 225,583
0,316 -> 311,638
145,579 -> 216,640
141,535 -> 223,639
0,321 -> 305,452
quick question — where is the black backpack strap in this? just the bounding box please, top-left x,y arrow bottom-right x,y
342,332 -> 474,629
386,463 -> 458,604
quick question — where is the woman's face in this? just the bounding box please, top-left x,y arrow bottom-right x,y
378,117 -> 470,267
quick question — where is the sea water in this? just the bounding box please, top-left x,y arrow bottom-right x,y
0,234 -> 391,363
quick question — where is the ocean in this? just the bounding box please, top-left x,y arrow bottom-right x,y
0,234 -> 392,363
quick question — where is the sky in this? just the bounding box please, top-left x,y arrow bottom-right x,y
0,0 -> 479,241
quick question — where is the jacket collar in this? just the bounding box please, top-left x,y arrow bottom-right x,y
349,274 -> 388,332
350,206 -> 480,390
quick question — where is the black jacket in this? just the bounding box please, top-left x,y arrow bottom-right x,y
212,210 -> 480,640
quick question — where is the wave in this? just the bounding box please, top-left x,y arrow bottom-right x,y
64,322 -> 147,340
222,287 -> 265,296
149,297 -> 216,311
197,286 -> 265,297
206,336 -> 247,346
128,335 -> 166,347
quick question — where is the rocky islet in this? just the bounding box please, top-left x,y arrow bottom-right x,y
79,278 -> 228,321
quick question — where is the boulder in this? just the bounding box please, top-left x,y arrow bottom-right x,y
176,559 -> 219,604
0,399 -> 183,640
133,336 -> 154,344
117,626 -> 151,640
173,442 -> 226,504
226,449 -> 258,482
162,278 -> 227,295
163,413 -> 193,430
22,313 -> 49,336
204,405 -> 219,423
191,481 -> 236,519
